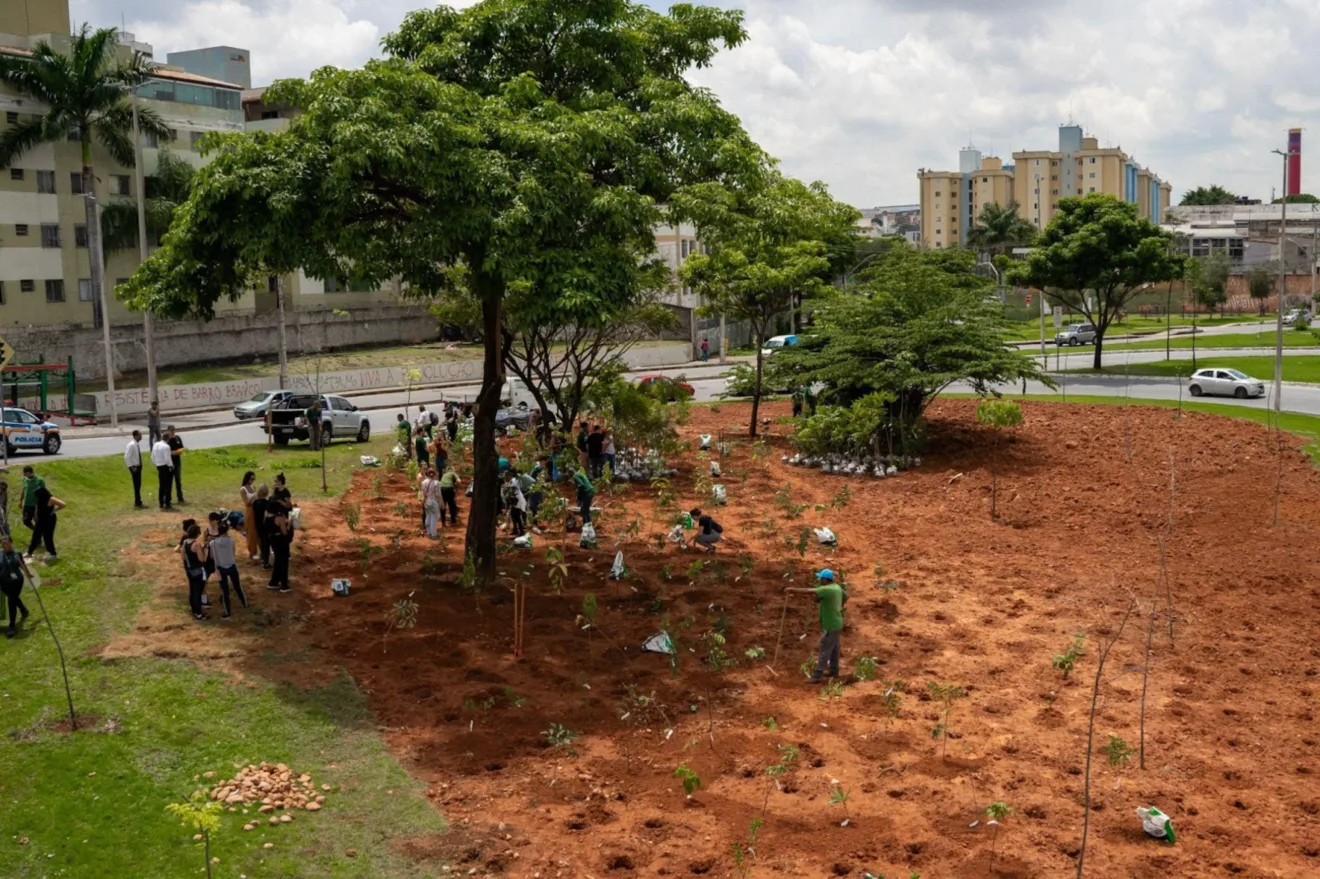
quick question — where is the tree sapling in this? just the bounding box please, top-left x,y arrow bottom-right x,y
383,592 -> 419,653
985,801 -> 1013,868
544,723 -> 582,757
165,791 -> 223,879
854,655 -> 879,681
1052,634 -> 1086,680
1104,734 -> 1135,767
674,764 -> 702,798
927,682 -> 968,759
829,785 -> 852,826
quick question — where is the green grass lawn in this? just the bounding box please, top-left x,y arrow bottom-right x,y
1003,313 -> 1273,342
1065,355 -> 1320,384
1,437 -> 448,878
1106,330 -> 1320,352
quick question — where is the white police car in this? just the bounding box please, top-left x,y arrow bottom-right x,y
2,407 -> 61,455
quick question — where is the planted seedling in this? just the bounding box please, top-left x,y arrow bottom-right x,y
382,591 -> 419,653
985,801 -> 1012,868
576,593 -> 598,639
704,631 -> 734,673
1104,734 -> 1135,767
760,716 -> 778,731
829,785 -> 852,825
1052,634 -> 1086,680
786,526 -> 812,558
686,559 -> 706,581
354,538 -> 383,573
831,485 -> 853,509
738,552 -> 754,579
745,646 -> 766,661
879,681 -> 905,726
165,791 -> 224,879
854,655 -> 879,681
799,654 -> 816,679
762,743 -> 799,813
344,502 -> 361,532
819,680 -> 845,701
730,815 -> 764,879
544,723 -> 582,757
674,765 -> 702,797
927,682 -> 968,760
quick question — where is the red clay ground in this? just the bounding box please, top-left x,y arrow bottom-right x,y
113,400 -> 1320,878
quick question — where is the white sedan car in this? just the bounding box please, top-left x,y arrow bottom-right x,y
1187,368 -> 1266,399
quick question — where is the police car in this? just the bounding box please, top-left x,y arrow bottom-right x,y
2,407 -> 62,455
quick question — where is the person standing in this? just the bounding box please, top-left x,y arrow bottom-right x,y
1,534 -> 30,638
208,522 -> 247,619
439,464 -> 460,526
587,424 -> 605,478
239,472 -> 260,561
20,466 -> 44,531
151,434 -> 174,510
504,471 -> 528,537
305,397 -> 324,451
603,429 -> 616,477
272,472 -> 292,507
396,413 -> 412,457
700,336 -> 709,361
166,426 -> 186,505
26,487 -> 63,562
414,405 -> 430,438
572,467 -> 595,525
804,385 -> 818,417
785,569 -> 848,683
421,468 -> 442,539
690,507 -> 723,553
252,484 -> 272,569
146,401 -> 162,445
181,523 -> 208,621
125,430 -> 146,508
576,421 -> 590,470
445,403 -> 459,442
414,427 -> 431,469
267,505 -> 292,593
432,433 -> 448,477
791,387 -> 804,419
526,461 -> 545,527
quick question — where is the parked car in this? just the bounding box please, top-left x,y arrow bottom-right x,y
265,394 -> 371,444
1,407 -> 61,455
760,332 -> 797,356
1054,323 -> 1097,346
637,374 -> 694,400
1187,368 -> 1266,399
1282,309 -> 1307,328
233,389 -> 295,420
495,403 -> 534,436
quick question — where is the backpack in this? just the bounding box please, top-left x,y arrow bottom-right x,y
430,411 -> 440,426
0,552 -> 23,588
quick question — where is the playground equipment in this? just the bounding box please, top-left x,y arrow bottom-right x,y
1,358 -> 95,426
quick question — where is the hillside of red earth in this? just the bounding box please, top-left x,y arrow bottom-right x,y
115,399 -> 1320,878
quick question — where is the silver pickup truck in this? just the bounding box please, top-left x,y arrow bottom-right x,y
265,393 -> 371,445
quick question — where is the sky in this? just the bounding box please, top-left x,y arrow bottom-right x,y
70,0 -> 1320,208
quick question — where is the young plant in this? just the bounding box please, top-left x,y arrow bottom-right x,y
674,764 -> 702,797
730,816 -> 764,879
543,723 -> 582,757
879,680 -> 905,726
372,474 -> 386,499
382,591 -> 419,653
975,399 -> 1022,520
737,552 -> 754,579
1104,734 -> 1135,767
457,551 -> 479,593
393,501 -> 409,519
685,559 -> 706,581
854,655 -> 879,681
1052,634 -> 1086,680
760,715 -> 778,731
165,791 -> 224,879
799,654 -> 816,679
927,682 -> 968,760
545,546 -> 568,595
762,743 -> 799,813
577,593 -> 598,631
830,485 -> 853,509
819,680 -> 845,701
704,630 -> 733,673
744,646 -> 766,661
354,538 -> 383,573
786,526 -> 812,558
829,785 -> 852,826
985,801 -> 1013,867
344,502 -> 361,532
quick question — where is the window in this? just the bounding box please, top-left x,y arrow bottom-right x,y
1051,174 -> 1058,181
40,223 -> 60,248
934,191 -> 941,197
112,174 -> 131,196
189,131 -> 205,150
1034,159 -> 1040,166
1052,189 -> 1059,195
982,177 -> 988,183
169,128 -> 179,143
5,111 -> 16,124
1089,172 -> 1096,179
67,127 -> 81,142
70,171 -> 86,194
267,275 -> 279,294
143,130 -> 159,148
19,279 -> 34,292
15,223 -> 27,236
78,278 -> 93,301
9,167 -> 22,180
1089,157 -> 1096,164
36,170 -> 54,193
1088,187 -> 1095,193
1033,188 -> 1039,195
75,224 -> 87,248
44,279 -> 64,302
261,109 -> 279,120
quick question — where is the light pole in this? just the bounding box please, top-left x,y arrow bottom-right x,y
131,86 -> 157,408
842,251 -> 885,290
82,192 -> 118,427
1271,146 -> 1299,414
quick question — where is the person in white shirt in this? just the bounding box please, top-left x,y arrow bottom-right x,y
150,436 -> 174,510
414,405 -> 431,436
125,430 -> 146,509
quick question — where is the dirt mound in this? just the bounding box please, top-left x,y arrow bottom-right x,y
114,399 -> 1320,878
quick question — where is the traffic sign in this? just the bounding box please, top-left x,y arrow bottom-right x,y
1053,306 -> 1063,329
1025,294 -> 1032,306
0,337 -> 12,371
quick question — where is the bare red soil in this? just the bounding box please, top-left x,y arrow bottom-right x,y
115,400 -> 1320,878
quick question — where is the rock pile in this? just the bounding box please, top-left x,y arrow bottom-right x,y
206,762 -> 330,831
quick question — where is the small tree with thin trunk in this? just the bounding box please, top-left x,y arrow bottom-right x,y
1247,262 -> 1276,315
975,399 -> 1022,520
165,791 -> 223,879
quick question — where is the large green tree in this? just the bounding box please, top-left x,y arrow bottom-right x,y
676,173 -> 859,435
966,201 -> 1037,256
1273,193 -> 1320,204
774,248 -> 1049,433
120,0 -> 754,584
1006,194 -> 1185,369
1180,184 -> 1237,206
1192,251 -> 1230,315
0,26 -> 170,322
101,149 -> 195,253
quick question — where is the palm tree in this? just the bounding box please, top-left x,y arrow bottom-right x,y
0,25 -> 170,324
101,149 -> 195,253
966,201 -> 1037,256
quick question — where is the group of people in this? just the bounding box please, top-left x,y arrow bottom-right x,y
574,422 -> 616,479
1,467 -> 66,637
124,426 -> 185,510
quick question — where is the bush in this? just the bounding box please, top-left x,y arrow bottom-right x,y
722,363 -> 758,397
1295,314 -> 1311,330
791,392 -> 925,457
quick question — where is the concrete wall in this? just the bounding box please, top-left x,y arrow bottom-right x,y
7,303 -> 442,380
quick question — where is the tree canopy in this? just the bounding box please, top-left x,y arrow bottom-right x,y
966,201 -> 1037,255
1273,193 -> 1320,204
120,0 -> 758,584
1006,194 -> 1184,369
772,248 -> 1050,443
101,150 -> 196,253
675,172 -> 859,435
1180,184 -> 1237,206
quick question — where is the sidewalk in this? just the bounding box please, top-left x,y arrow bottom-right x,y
60,358 -> 744,439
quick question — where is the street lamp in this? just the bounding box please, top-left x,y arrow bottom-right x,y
842,251 -> 885,290
1271,146 -> 1300,414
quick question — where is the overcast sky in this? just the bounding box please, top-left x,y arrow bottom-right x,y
70,0 -> 1320,207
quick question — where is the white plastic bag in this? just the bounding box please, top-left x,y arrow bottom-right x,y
712,484 -> 727,505
513,534 -> 533,549
609,550 -> 626,580
1136,807 -> 1176,843
814,526 -> 837,546
359,456 -> 381,467
391,444 -> 407,458
709,461 -> 722,477
668,523 -> 687,545
642,631 -> 676,655
699,434 -> 712,450
580,521 -> 598,549
288,507 -> 303,531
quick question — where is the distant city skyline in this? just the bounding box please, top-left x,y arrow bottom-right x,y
70,0 -> 1320,208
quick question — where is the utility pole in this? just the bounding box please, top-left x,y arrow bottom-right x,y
1271,146 -> 1299,415
131,88 -> 157,407
85,193 -> 118,427
275,276 -> 289,390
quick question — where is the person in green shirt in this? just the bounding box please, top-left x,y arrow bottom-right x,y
20,466 -> 44,531
571,467 -> 595,524
396,414 -> 412,458
785,568 -> 847,683
438,465 -> 460,525
414,428 -> 431,468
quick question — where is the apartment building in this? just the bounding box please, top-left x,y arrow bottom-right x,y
918,124 -> 1172,249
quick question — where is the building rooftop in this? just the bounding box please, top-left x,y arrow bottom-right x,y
0,44 -> 243,89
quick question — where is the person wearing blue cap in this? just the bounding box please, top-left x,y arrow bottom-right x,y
785,569 -> 848,683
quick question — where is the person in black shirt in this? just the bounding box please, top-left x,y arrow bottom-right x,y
586,424 -> 605,478
252,485 -> 272,569
691,507 -> 723,554
1,535 -> 31,638
575,421 -> 590,469
445,404 -> 459,442
272,473 -> 292,506
267,504 -> 293,593
181,523 -> 208,620
167,426 -> 186,504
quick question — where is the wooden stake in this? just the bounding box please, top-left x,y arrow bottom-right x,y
772,592 -> 790,667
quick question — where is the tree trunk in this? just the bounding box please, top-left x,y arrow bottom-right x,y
84,161 -> 118,423
465,271 -> 505,586
749,341 -> 764,438
1092,330 -> 1104,370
